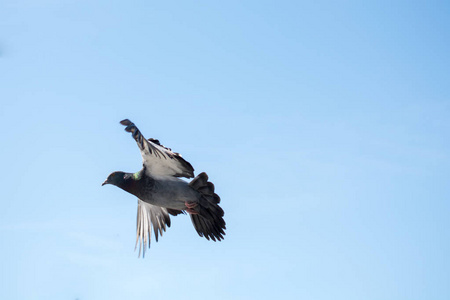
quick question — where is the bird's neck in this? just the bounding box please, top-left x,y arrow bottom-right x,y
117,170 -> 150,198
115,173 -> 138,195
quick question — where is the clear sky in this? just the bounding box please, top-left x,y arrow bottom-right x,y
1,1 -> 449,299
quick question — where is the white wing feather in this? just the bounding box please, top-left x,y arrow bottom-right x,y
120,119 -> 194,178
135,199 -> 173,257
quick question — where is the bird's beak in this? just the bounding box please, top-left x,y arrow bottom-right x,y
102,179 -> 108,186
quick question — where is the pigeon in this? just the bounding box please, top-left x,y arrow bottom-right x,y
102,119 -> 225,256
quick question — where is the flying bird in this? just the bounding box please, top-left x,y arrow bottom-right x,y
103,119 -> 225,256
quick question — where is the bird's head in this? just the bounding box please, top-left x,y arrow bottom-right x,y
102,171 -> 127,187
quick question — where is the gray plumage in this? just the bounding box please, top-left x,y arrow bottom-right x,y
103,119 -> 226,257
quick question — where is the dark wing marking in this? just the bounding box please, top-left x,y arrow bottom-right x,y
166,208 -> 186,216
135,200 -> 173,257
120,119 -> 194,178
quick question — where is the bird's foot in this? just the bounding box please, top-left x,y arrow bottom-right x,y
185,201 -> 199,214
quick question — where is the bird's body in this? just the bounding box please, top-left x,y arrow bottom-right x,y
103,119 -> 225,256
116,170 -> 200,210
149,177 -> 200,210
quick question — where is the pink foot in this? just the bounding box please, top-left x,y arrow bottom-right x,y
185,201 -> 199,214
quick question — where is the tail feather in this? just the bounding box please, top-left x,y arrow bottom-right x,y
189,172 -> 226,241
198,182 -> 215,195
189,173 -> 208,190
202,194 -> 220,204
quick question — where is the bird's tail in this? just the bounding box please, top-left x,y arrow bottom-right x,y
189,172 -> 226,241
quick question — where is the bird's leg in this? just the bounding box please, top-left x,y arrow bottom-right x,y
185,201 -> 199,214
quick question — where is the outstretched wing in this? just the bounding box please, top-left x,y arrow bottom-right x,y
120,119 -> 195,178
135,200 -> 183,257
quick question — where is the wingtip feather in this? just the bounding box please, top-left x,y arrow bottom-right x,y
120,119 -> 132,126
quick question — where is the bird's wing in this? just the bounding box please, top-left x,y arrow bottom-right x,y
135,199 -> 172,257
120,119 -> 194,178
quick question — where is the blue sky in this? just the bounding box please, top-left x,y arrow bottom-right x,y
1,1 -> 449,299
